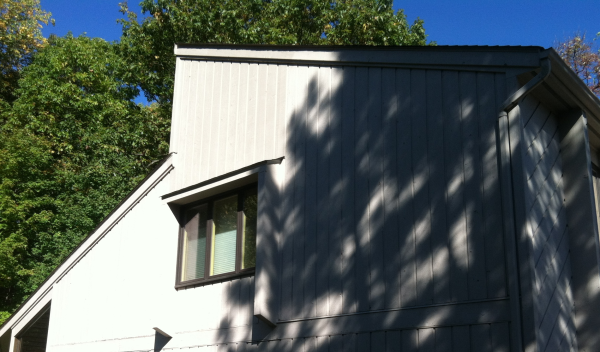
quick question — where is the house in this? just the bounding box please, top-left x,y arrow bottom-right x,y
2,44 -> 600,352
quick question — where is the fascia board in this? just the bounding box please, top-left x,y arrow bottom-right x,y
0,156 -> 174,337
174,44 -> 543,70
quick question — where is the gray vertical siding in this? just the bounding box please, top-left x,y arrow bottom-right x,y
171,59 -> 510,321
277,66 -> 508,320
519,96 -> 577,352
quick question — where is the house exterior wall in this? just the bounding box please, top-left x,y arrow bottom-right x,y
167,57 -> 514,350
518,96 -> 577,352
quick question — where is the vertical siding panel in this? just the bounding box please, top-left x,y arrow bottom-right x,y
200,61 -> 216,182
316,67 -> 331,318
234,63 -> 250,170
386,330 -> 401,352
330,335 -> 343,351
276,65 -> 288,158
426,69 -> 451,304
280,65 -> 297,321
192,60 -> 208,184
470,325 -> 492,352
304,336 -> 317,352
293,65 -> 308,319
255,64 -> 270,164
402,330 -> 419,351
179,60 -> 194,188
490,323 -> 510,352
244,63 -> 259,169
443,70 -> 469,303
215,62 -> 232,177
343,334 -> 357,352
169,57 -> 185,154
341,67 -> 357,314
242,276 -> 253,327
328,67 -> 344,316
224,62 -> 240,174
371,331 -> 385,351
228,278 -> 241,327
304,65 -> 319,319
478,73 -> 507,298
452,326 -> 470,352
397,69 -> 417,307
207,61 -> 226,179
290,338 -> 304,351
368,67 -> 385,310
434,327 -> 452,351
354,66 -> 371,312
183,60 -> 197,187
233,276 -> 248,326
356,333 -> 370,352
419,328 -> 435,352
382,67 -> 400,310
459,71 -> 487,300
316,335 -> 329,352
411,69 -> 434,306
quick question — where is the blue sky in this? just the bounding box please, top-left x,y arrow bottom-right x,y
40,0 -> 600,48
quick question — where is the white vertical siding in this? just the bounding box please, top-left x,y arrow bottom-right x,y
170,60 -> 288,192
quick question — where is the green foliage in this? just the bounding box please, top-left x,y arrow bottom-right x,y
0,0 -> 53,103
118,0 -> 432,112
0,34 -> 170,323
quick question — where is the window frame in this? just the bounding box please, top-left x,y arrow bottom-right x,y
175,183 -> 257,289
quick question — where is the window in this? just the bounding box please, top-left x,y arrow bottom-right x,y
176,184 -> 257,287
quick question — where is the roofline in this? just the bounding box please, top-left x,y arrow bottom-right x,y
174,44 -> 546,71
0,154 -> 174,336
175,43 -> 545,50
541,49 -> 600,162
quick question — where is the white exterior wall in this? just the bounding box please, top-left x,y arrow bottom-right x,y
169,60 -> 287,192
46,171 -> 257,352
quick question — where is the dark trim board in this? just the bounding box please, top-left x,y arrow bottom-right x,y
162,158 -> 283,201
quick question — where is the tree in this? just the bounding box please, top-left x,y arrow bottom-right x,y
118,0 -> 432,118
0,0 -> 53,103
0,34 -> 170,323
555,32 -> 600,96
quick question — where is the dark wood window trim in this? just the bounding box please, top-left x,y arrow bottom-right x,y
175,183 -> 257,289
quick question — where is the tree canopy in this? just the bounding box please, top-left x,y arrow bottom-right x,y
555,33 -> 600,96
0,0 -> 53,103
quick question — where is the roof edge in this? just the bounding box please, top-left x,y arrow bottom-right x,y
174,44 -> 546,69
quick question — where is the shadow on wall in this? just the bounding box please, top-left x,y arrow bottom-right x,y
213,59 -> 524,350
